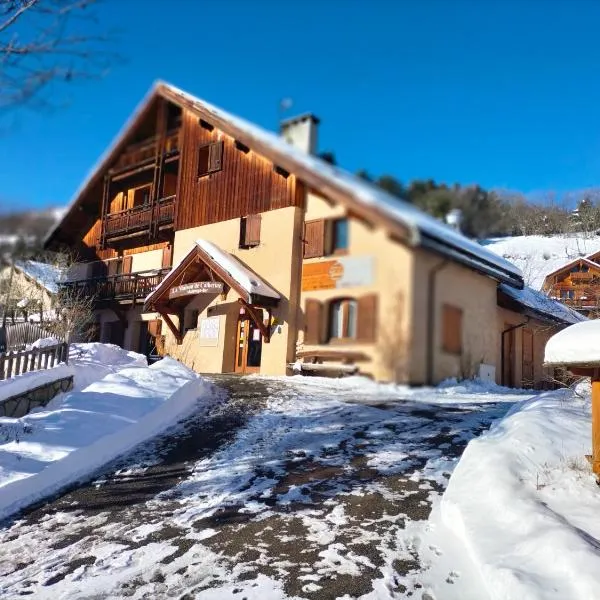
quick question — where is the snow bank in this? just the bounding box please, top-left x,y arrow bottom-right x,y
438,389 -> 600,600
544,320 -> 600,365
0,343 -> 146,402
0,351 -> 216,521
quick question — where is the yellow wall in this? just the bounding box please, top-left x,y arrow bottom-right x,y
410,248 -> 498,384
299,192 -> 414,381
131,249 -> 163,273
164,205 -> 302,375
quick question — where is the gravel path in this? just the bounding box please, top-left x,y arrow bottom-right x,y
0,376 -> 513,599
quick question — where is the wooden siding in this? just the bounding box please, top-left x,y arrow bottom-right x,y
81,213 -> 168,262
175,109 -> 298,230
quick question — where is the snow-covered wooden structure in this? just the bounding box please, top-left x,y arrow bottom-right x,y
545,320 -> 600,478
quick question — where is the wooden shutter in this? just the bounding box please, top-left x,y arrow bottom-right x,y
303,220 -> 326,258
162,245 -> 173,269
107,259 -> 119,277
122,255 -> 133,274
357,294 -> 378,342
442,304 -> 463,354
305,299 -> 323,344
148,320 -> 162,338
208,141 -> 224,173
243,214 -> 261,247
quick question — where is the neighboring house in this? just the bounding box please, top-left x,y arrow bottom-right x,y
0,260 -> 61,323
542,251 -> 600,316
45,81 -> 581,387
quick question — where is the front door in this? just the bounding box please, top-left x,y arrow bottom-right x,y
522,328 -> 534,388
235,313 -> 263,374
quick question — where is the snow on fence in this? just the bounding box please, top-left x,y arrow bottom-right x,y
0,323 -> 58,352
0,343 -> 69,381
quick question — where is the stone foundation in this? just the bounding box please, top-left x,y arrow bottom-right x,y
0,376 -> 74,418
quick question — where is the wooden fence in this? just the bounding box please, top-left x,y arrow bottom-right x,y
0,323 -> 57,353
0,343 -> 69,381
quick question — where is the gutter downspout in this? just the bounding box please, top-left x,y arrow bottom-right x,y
426,259 -> 450,386
500,318 -> 530,386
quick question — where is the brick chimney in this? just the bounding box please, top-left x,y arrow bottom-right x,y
280,113 -> 320,155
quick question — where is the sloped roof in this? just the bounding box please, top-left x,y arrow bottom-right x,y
46,81 -> 523,288
499,283 -> 586,325
543,255 -> 600,281
145,239 -> 280,310
15,260 -> 62,294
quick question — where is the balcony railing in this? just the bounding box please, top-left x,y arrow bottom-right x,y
103,195 -> 176,239
63,268 -> 171,303
114,129 -> 180,171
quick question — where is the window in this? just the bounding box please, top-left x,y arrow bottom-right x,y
442,304 -> 462,355
198,140 -> 224,177
133,185 -> 151,207
332,218 -> 349,253
303,218 -> 350,258
239,214 -> 261,249
329,298 -> 358,340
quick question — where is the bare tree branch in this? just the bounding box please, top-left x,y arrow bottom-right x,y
0,0 -> 117,111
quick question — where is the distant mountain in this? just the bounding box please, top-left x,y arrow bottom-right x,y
0,207 -> 65,259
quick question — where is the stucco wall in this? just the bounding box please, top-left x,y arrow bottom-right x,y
299,192 -> 414,382
411,248 -> 498,385
131,249 -> 164,273
164,205 -> 302,375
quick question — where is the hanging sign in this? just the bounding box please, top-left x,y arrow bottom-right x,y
169,281 -> 224,299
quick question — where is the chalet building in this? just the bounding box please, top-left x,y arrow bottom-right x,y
45,82 -> 582,386
0,260 -> 61,324
542,252 -> 600,317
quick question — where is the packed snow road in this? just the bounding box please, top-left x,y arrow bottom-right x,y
0,375 -> 528,599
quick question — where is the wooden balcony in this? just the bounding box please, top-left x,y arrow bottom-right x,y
547,283 -> 600,311
64,268 -> 171,304
103,195 -> 176,241
112,129 -> 180,174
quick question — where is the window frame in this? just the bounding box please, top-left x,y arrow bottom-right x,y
331,218 -> 349,255
328,298 -> 358,341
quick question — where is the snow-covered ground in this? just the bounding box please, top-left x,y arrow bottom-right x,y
0,374 -> 533,599
483,234 -> 600,289
0,344 -> 218,521
420,382 -> 600,600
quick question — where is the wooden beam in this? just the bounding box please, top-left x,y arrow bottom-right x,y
239,299 -> 270,343
159,310 -> 182,345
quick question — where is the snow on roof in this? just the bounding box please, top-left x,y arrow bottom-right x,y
195,240 -> 279,300
163,82 -> 521,284
47,81 -> 522,286
499,283 -> 586,326
15,260 -> 62,294
544,320 -> 600,365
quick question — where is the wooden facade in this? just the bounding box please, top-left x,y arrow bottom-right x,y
542,258 -> 600,315
175,110 -> 298,230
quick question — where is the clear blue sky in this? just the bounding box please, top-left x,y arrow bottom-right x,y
4,0 -> 600,210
